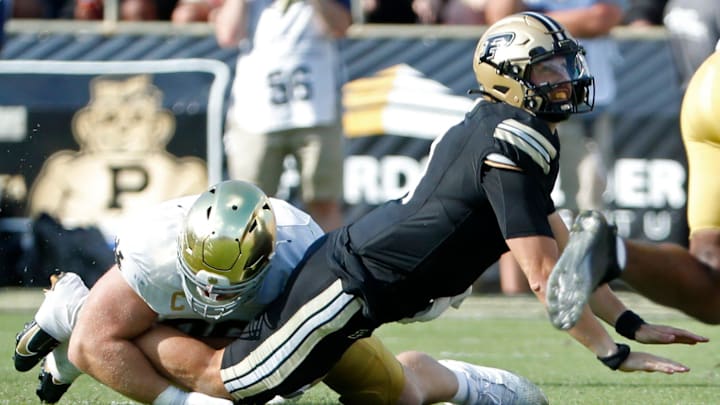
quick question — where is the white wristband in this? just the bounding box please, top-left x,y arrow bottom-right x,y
185,392 -> 234,405
153,385 -> 188,405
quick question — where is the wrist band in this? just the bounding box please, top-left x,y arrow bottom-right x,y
597,343 -> 631,370
615,310 -> 646,340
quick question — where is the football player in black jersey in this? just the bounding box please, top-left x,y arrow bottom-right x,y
69,12 -> 706,405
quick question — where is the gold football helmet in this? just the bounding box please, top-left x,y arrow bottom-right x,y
177,180 -> 276,320
473,12 -> 594,122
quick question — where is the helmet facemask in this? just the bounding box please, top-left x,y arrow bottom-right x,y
177,246 -> 274,320
523,44 -> 594,122
177,181 -> 277,321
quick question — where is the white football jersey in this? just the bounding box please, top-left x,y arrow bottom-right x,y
229,0 -> 342,133
115,196 -> 323,322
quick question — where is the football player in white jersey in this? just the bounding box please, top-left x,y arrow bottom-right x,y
16,180 -> 549,404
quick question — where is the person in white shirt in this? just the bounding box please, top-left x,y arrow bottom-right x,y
217,0 -> 350,232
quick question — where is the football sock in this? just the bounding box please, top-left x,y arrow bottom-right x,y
46,343 -> 82,383
447,365 -> 470,403
153,385 -> 187,405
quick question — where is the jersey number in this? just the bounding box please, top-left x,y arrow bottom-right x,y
267,66 -> 313,105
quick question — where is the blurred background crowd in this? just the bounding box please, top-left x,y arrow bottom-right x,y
5,0 -> 672,26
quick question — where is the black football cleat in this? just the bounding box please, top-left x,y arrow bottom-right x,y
14,273 -> 65,372
14,320 -> 60,372
36,359 -> 72,404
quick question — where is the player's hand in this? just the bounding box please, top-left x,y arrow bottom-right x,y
618,351 -> 690,374
635,323 -> 709,345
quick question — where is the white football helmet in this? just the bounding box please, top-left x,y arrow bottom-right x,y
177,180 -> 276,320
473,12 -> 594,122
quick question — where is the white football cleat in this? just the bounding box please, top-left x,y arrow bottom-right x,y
546,210 -> 622,330
439,359 -> 548,405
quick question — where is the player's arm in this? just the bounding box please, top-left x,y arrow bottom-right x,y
484,164 -> 688,373
542,2 -> 624,38
67,265 -> 175,403
549,212 -> 707,345
507,222 -> 689,374
588,285 -> 708,345
214,0 -> 247,48
133,323 -> 229,398
484,0 -> 525,25
310,0 -> 352,38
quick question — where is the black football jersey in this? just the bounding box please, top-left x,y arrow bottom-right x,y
329,100 -> 561,322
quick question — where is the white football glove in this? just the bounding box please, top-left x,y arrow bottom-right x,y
398,286 -> 472,323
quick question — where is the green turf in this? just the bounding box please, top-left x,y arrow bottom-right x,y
2,292 -> 719,404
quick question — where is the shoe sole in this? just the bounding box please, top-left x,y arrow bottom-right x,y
546,213 -> 606,330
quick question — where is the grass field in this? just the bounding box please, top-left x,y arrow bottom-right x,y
2,289 -> 720,404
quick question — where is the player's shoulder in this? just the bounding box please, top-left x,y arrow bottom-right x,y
269,198 -> 316,228
115,195 -> 195,243
695,51 -> 720,79
268,198 -> 324,250
473,102 -> 557,174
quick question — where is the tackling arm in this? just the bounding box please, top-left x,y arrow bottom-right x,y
133,323 -> 229,398
67,266 -> 173,403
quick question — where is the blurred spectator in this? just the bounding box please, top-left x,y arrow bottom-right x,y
12,0 -> 42,17
363,0 -> 418,23
412,0 -> 443,23
664,0 -> 720,89
1,0 -> 7,50
74,0 -> 178,20
624,0 -> 667,25
12,0 -> 74,18
441,0 -> 486,24
75,0 -> 102,19
171,0 -> 222,23
41,0 -> 75,18
363,0 -> 489,24
217,0 -> 350,232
